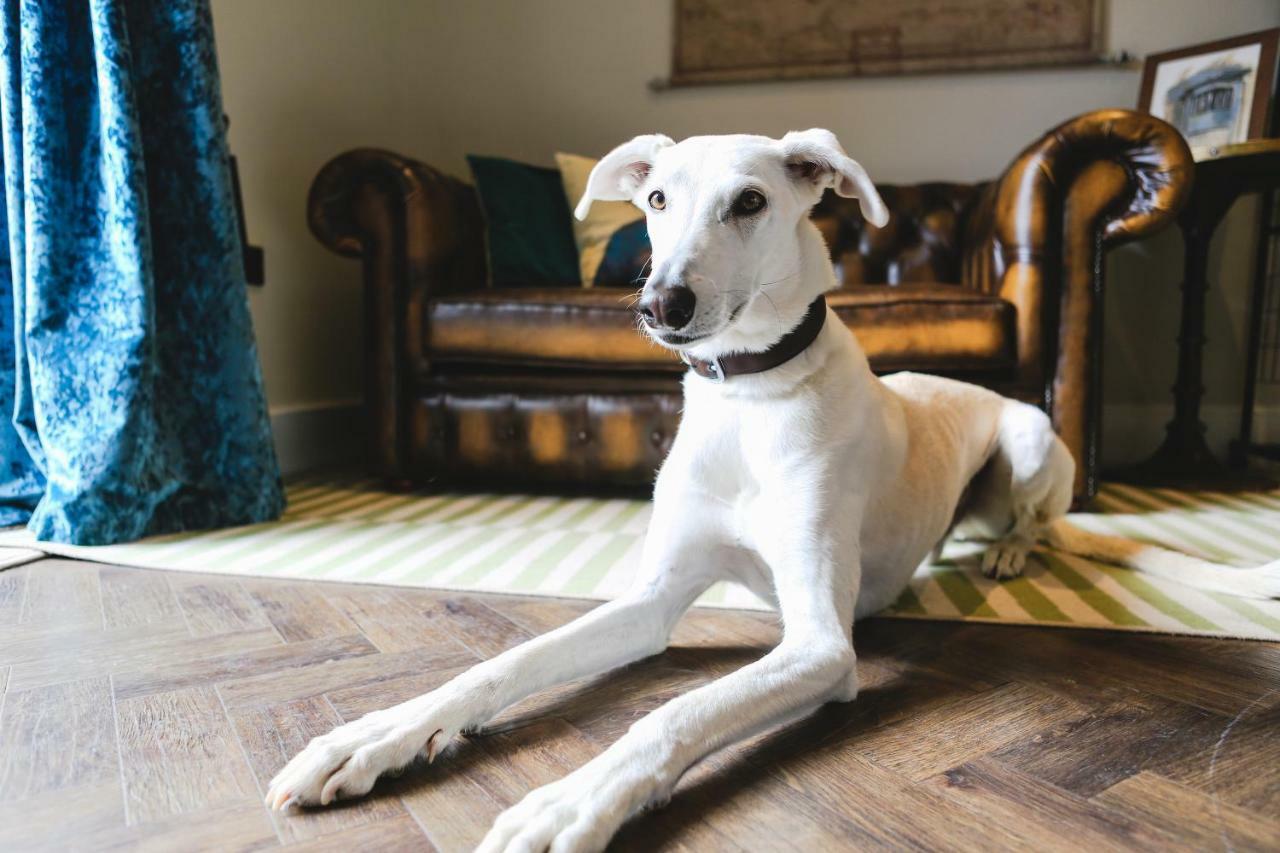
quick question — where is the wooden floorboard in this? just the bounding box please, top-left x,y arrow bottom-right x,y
1,558 -> 1277,851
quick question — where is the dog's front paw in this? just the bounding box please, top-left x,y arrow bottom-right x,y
476,764 -> 661,853
265,698 -> 465,810
980,540 -> 1029,580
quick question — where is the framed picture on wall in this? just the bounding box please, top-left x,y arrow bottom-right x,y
1138,28 -> 1279,160
665,0 -> 1106,86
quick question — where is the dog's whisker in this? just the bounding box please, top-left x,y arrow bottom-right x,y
631,256 -> 654,286
759,269 -> 800,289
758,290 -> 784,338
720,286 -> 782,337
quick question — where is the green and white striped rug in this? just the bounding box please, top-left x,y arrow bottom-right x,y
2,480 -> 1278,640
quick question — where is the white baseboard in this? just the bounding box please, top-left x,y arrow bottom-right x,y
269,400 -> 364,476
1100,402 -> 1280,468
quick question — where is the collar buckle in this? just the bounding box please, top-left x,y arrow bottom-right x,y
681,352 -> 725,383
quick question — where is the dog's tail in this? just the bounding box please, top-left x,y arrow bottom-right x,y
1044,519 -> 1280,600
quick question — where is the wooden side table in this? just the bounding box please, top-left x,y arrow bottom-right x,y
1232,170 -> 1280,470
1114,140 -> 1280,489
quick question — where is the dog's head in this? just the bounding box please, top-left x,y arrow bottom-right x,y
575,130 -> 887,353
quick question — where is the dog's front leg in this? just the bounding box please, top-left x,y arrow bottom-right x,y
263,576 -> 704,810
477,529 -> 860,853
265,495 -> 721,811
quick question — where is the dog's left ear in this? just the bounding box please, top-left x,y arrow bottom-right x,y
780,129 -> 889,228
575,134 -> 674,220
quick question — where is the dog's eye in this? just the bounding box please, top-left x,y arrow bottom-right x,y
648,190 -> 666,211
733,190 -> 766,216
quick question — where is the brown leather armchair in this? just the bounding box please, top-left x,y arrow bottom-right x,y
308,109 -> 1192,502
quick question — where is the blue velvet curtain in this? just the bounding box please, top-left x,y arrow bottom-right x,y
0,0 -> 283,544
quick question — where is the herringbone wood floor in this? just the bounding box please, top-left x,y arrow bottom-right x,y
1,557 -> 1277,851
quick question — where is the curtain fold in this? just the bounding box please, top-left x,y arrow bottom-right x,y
0,0 -> 282,544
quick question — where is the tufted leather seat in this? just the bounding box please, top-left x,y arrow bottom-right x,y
428,284 -> 1016,374
310,110 -> 1193,501
814,183 -> 980,286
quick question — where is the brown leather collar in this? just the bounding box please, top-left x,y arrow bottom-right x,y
681,295 -> 828,382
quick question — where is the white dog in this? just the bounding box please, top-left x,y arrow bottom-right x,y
267,131 -> 1280,851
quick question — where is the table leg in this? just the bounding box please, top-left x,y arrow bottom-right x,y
1115,216 -> 1275,489
1231,190 -> 1277,467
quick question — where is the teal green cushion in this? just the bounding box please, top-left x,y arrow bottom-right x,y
594,219 -> 651,287
467,155 -> 581,287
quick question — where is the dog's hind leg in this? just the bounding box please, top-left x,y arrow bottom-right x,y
981,508 -> 1040,579
967,402 -> 1075,580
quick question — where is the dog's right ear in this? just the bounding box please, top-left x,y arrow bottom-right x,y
575,134 -> 674,220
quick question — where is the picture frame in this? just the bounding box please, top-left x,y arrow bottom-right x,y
664,0 -> 1108,88
1138,28 -> 1279,160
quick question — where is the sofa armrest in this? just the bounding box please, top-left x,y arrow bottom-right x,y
308,149 -> 486,481
962,109 -> 1193,499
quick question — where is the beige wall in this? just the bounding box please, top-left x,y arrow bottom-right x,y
214,0 -> 404,415
214,0 -> 1280,466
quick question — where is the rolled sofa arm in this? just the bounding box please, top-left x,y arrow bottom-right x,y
308,149 -> 486,481
962,109 -> 1193,500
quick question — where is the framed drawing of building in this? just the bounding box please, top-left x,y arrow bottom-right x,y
667,0 -> 1106,86
1138,29 -> 1279,160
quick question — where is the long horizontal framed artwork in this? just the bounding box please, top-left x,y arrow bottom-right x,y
669,0 -> 1106,86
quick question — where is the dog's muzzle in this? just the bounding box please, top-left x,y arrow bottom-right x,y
638,285 -> 696,331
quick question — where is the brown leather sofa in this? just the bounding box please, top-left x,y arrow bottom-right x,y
308,109 -> 1192,502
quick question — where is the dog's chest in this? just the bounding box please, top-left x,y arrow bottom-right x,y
680,388 -> 830,547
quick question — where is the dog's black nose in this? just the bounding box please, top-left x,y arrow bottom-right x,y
639,285 -> 696,331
